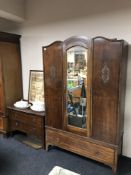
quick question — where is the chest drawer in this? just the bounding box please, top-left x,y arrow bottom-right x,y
10,120 -> 43,138
0,115 -> 7,132
0,116 -> 4,130
10,111 -> 43,127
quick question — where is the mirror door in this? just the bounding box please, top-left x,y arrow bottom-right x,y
66,46 -> 88,130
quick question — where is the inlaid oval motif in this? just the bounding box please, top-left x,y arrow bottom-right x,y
50,65 -> 56,80
101,63 -> 110,83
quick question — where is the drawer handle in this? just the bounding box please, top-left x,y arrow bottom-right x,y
95,151 -> 100,156
15,121 -> 19,126
33,118 -> 36,122
56,138 -> 59,142
32,128 -> 36,131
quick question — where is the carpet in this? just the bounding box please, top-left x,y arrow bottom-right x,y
14,134 -> 43,149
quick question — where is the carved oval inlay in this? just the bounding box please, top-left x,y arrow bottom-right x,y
101,63 -> 110,83
50,65 -> 56,80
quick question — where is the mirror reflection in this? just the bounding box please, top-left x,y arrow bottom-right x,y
66,46 -> 87,128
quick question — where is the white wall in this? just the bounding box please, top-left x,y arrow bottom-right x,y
1,0 -> 131,157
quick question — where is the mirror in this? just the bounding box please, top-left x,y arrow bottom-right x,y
66,46 -> 87,128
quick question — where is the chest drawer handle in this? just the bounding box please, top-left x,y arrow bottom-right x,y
15,121 -> 19,126
33,118 -> 36,122
56,138 -> 59,142
32,127 -> 36,131
95,151 -> 100,156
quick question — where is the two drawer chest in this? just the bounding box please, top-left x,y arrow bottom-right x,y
7,106 -> 45,147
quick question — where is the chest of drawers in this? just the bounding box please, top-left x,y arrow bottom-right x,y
7,106 -> 45,147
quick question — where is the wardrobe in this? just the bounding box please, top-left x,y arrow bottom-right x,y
43,36 -> 128,174
0,32 -> 23,133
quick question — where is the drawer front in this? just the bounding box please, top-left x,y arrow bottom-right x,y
46,128 -> 115,166
0,116 -> 3,130
10,120 -> 43,138
10,120 -> 27,132
10,111 -> 43,127
0,115 -> 7,131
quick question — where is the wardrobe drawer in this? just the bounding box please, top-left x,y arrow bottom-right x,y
46,128 -> 115,166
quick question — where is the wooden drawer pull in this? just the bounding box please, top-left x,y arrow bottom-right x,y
15,121 -> 19,126
95,151 -> 100,156
56,138 -> 60,142
33,117 -> 36,122
32,127 -> 36,131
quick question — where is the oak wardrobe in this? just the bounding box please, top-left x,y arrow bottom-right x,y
0,32 -> 23,133
43,36 -> 128,174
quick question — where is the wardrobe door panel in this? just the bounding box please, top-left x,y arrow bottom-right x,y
92,37 -> 122,144
0,42 -> 23,107
0,32 -> 23,133
43,42 -> 63,129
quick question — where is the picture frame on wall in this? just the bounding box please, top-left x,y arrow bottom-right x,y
28,70 -> 44,103
75,54 -> 86,70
